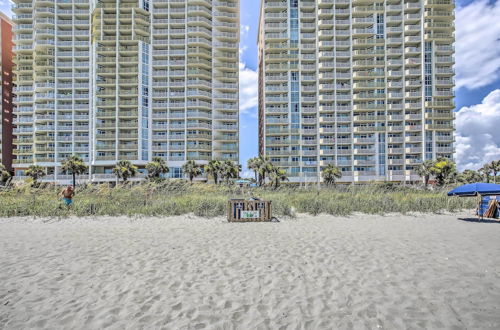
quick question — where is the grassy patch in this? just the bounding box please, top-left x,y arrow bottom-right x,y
0,181 -> 475,218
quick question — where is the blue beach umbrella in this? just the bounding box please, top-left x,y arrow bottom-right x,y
447,183 -> 500,197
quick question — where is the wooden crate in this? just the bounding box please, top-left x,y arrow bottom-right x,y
228,199 -> 272,222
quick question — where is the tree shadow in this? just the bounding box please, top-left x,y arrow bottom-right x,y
457,217 -> 500,224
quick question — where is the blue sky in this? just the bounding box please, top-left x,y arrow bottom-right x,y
2,0 -> 499,172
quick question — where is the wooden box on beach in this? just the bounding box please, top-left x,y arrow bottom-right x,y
228,199 -> 272,222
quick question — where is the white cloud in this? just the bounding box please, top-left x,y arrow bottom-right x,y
240,24 -> 250,37
455,0 -> 500,90
238,27 -> 259,116
239,62 -> 258,115
239,45 -> 247,57
455,89 -> 500,171
0,1 -> 13,17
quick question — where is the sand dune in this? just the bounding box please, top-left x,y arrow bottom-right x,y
1,213 -> 499,329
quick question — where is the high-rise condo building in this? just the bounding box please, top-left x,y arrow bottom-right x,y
0,13 -> 14,173
258,0 -> 455,183
12,0 -> 239,182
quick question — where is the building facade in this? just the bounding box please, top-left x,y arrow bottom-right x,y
12,0 -> 239,182
258,0 -> 455,183
0,13 -> 14,172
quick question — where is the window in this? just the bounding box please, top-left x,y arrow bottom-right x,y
167,167 -> 183,179
376,14 -> 384,39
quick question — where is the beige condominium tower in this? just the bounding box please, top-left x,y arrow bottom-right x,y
12,0 -> 239,182
258,0 -> 455,184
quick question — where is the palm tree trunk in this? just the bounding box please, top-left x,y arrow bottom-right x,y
72,173 -> 76,188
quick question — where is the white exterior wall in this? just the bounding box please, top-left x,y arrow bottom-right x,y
12,0 -> 240,183
258,0 -> 455,184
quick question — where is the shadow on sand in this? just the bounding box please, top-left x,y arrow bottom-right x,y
458,218 -> 500,224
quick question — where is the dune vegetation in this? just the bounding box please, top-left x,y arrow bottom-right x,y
0,180 -> 475,218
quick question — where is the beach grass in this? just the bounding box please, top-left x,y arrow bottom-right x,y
0,181 -> 475,218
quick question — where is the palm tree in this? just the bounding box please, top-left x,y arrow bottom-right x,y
268,166 -> 288,189
247,157 -> 262,183
490,160 -> 500,184
321,164 -> 342,186
26,165 -> 46,186
146,157 -> 169,180
257,156 -> 273,186
204,160 -> 222,184
113,160 -> 138,183
458,169 -> 482,184
232,162 -> 242,182
479,164 -> 492,183
182,160 -> 201,183
445,170 -> 459,185
416,160 -> 434,186
61,155 -> 88,187
0,164 -> 11,184
221,160 -> 241,184
430,158 -> 456,186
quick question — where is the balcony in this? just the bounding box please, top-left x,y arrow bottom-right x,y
425,124 -> 454,130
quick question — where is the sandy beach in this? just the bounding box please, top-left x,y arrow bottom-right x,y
1,213 -> 499,330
